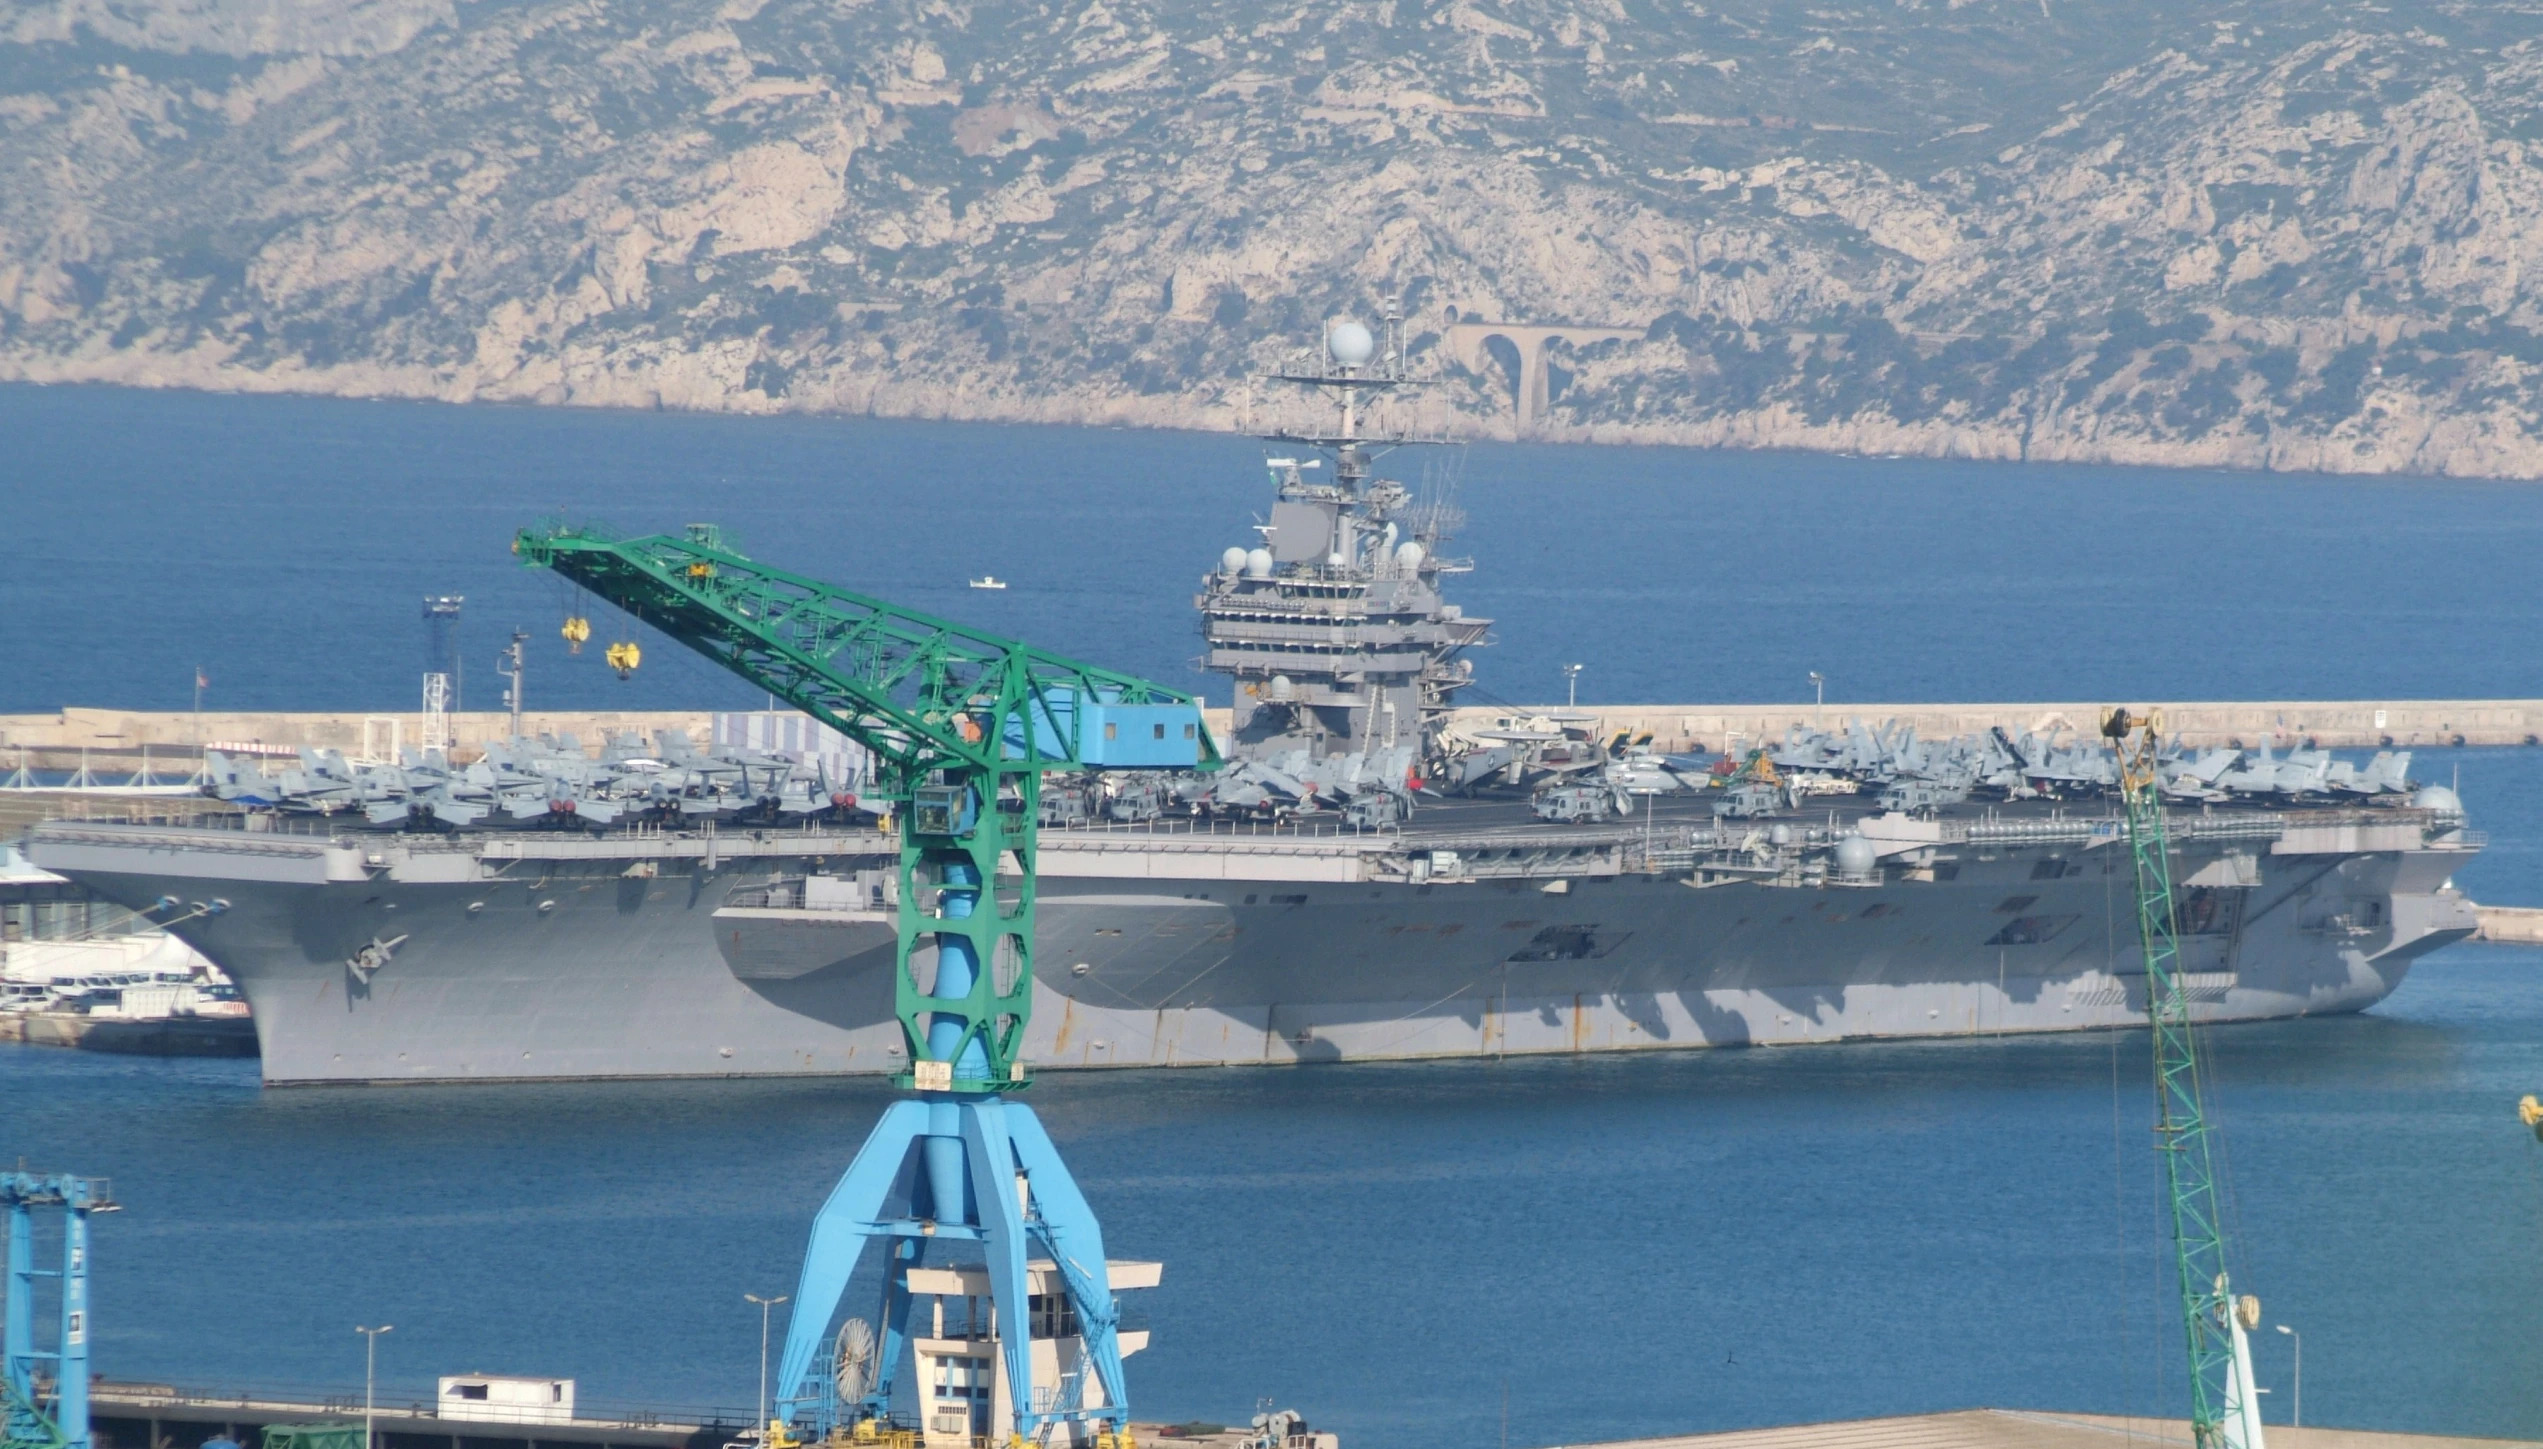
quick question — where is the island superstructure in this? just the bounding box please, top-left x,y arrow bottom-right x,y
22,315 -> 2487,1086
1201,305 -> 1488,766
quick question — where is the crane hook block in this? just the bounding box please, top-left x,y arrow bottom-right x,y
605,640 -> 641,679
562,616 -> 591,653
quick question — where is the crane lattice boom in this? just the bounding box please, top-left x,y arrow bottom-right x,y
2107,708 -> 2267,1449
517,524 -> 1218,780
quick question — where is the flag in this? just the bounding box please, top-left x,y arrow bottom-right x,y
195,667 -> 209,690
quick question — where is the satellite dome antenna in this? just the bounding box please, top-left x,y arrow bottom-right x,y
1327,319 -> 1377,369
1269,293 -> 1408,456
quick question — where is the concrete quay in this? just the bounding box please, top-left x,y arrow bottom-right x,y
7,699 -> 2543,762
0,1009 -> 257,1056
1561,1410 -> 2541,1449
84,1398 -> 2541,1449
88,1381 -> 723,1449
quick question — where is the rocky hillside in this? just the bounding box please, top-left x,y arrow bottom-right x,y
9,0 -> 2543,476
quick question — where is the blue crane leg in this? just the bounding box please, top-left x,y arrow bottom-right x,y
58,1209 -> 88,1449
871,1241 -> 917,1412
1003,1106 -> 1130,1423
774,1100 -> 932,1408
922,1101 -> 972,1225
923,860 -> 991,1224
958,1103 -> 1037,1436
4,1202 -> 30,1414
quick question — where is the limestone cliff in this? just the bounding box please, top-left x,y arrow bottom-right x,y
9,0 -> 2543,477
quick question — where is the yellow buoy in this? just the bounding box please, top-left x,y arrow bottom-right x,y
604,640 -> 641,679
561,616 -> 591,653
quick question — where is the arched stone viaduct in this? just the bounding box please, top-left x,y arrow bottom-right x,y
1441,320 -> 1644,432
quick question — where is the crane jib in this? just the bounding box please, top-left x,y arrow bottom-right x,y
516,522 -> 1199,1444
514,524 -> 1216,777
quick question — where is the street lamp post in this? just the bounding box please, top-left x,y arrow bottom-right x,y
746,1293 -> 790,1438
2274,1324 -> 2300,1427
1808,671 -> 1824,727
354,1325 -> 393,1449
1562,664 -> 1584,709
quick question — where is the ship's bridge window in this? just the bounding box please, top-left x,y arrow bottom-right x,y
1103,723 -> 1117,740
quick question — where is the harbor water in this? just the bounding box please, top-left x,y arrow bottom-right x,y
4,383 -> 2543,1445
5,942 -> 2541,1445
7,382 -> 2543,714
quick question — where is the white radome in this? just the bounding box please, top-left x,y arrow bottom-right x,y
1327,319 -> 1376,366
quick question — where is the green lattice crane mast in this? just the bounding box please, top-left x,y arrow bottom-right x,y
517,524 -> 1217,1447
518,523 -> 1220,1087
2105,709 -> 2269,1449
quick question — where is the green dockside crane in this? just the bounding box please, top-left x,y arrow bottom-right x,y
2107,709 -> 2270,1449
518,524 -> 1217,1448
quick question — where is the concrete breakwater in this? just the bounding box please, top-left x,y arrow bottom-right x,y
0,1010 -> 257,1056
2474,906 -> 2543,944
5,700 -> 2540,761
0,708 -> 717,764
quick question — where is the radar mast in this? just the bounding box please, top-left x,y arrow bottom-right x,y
1196,300 -> 1490,775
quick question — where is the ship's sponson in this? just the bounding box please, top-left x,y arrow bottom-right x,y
29,802 -> 2482,1086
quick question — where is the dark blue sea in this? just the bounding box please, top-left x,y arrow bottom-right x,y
5,384 -> 2543,1446
7,383 -> 2543,713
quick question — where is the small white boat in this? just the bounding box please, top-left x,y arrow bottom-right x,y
968,576 -> 1008,590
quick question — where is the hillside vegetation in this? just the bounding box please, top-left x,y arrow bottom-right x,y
8,0 -> 2543,475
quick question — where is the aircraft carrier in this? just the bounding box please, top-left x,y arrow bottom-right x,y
23,311 -> 2488,1085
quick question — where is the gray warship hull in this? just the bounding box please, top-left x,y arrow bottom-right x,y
29,798 -> 2480,1085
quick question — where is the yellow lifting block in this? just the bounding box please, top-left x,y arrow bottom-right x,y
605,640 -> 642,679
561,616 -> 592,653
2519,1094 -> 2543,1139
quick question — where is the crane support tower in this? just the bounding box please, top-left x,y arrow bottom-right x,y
516,524 -> 1217,1448
2106,709 -> 2268,1449
2,1173 -> 118,1449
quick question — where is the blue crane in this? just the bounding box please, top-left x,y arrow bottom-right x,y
3,1172 -> 117,1449
518,524 -> 1213,1448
